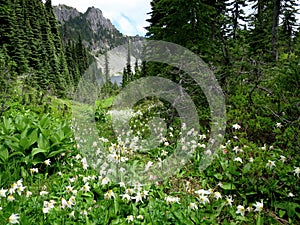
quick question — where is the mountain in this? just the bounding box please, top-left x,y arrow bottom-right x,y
53,4 -> 142,54
53,4 -> 144,80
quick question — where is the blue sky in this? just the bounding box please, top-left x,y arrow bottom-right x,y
51,0 -> 151,36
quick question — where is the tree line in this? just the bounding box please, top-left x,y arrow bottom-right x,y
0,0 -> 89,99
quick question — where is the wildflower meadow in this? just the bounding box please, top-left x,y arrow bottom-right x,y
0,96 -> 299,224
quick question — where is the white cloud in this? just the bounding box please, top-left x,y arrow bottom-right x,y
51,0 -> 151,36
117,16 -> 137,36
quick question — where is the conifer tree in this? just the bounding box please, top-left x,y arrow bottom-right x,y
9,0 -> 29,74
0,0 -> 14,47
104,51 -> 110,83
227,0 -> 247,39
280,0 -> 299,57
65,40 -> 79,86
248,0 -> 273,59
75,35 -> 88,76
45,0 -> 62,51
24,19 -> 41,70
134,58 -> 140,80
0,46 -> 17,113
122,39 -> 132,87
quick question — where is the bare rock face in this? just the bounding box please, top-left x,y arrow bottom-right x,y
53,4 -> 129,53
84,7 -> 115,33
53,4 -> 80,22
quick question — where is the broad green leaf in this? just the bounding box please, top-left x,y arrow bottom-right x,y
62,125 -> 73,138
39,114 -> 51,128
49,134 -> 60,146
31,148 -> 48,158
57,129 -> 65,141
0,147 -> 9,162
15,115 -> 27,131
81,192 -> 93,198
110,218 -> 122,225
20,128 -> 38,150
2,116 -> 13,134
9,151 -> 25,158
39,127 -> 51,137
7,135 -> 21,143
37,133 -> 50,150
22,155 -> 31,165
31,157 -> 44,166
20,126 -> 29,140
4,139 -> 21,152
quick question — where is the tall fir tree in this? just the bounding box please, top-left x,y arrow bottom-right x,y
279,0 -> 299,57
0,0 -> 14,47
248,0 -> 274,60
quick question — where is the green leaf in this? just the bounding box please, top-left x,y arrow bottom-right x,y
37,133 -> 50,150
22,155 -> 31,165
171,210 -> 194,225
4,138 -> 22,152
48,149 -> 67,158
31,157 -> 44,166
31,148 -> 48,158
242,163 -> 251,173
81,192 -> 93,198
110,218 -> 122,225
0,147 -> 9,162
9,151 -> 25,158
20,128 -> 38,150
49,134 -> 60,146
286,202 -> 300,217
256,214 -> 263,225
219,160 -> 228,170
21,166 -> 29,178
114,198 -> 119,215
279,210 -> 286,218
15,115 -> 27,131
229,165 -> 240,176
214,173 -> 223,180
39,114 -> 51,128
2,116 -> 13,134
221,183 -> 236,190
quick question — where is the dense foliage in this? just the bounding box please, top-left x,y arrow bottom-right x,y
0,0 -> 89,99
139,0 -> 300,149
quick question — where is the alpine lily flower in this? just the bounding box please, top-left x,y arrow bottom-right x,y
253,201 -> 263,212
236,205 -> 246,216
8,213 -> 20,224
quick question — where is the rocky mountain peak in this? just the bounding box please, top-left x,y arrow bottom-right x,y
53,4 -> 143,54
53,4 -> 80,22
53,4 -> 127,53
84,6 -> 116,33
